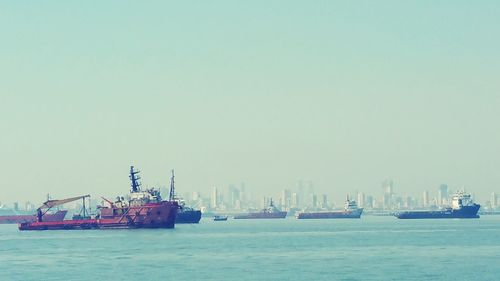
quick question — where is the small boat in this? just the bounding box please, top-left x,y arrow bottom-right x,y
213,215 -> 228,221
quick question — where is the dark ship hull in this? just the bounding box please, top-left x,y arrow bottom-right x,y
19,202 -> 178,230
234,212 -> 287,219
297,209 -> 363,219
396,205 -> 480,219
176,209 -> 202,224
0,210 -> 67,224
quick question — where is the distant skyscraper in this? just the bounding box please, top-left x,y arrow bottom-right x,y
383,179 -> 394,194
438,184 -> 448,205
310,193 -> 317,208
357,192 -> 365,208
192,191 -> 200,201
366,195 -> 374,209
211,186 -> 218,209
281,189 -> 291,209
422,190 -> 429,207
321,194 -> 328,208
261,197 -> 270,209
291,192 -> 299,208
382,179 -> 394,209
491,192 -> 498,209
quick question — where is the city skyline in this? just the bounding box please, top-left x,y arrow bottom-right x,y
2,173 -> 499,212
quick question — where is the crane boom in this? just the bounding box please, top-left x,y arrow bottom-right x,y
38,195 -> 91,209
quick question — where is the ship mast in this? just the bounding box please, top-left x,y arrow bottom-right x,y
169,169 -> 175,201
129,166 -> 141,193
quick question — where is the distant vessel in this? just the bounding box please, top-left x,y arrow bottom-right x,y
296,196 -> 363,219
396,191 -> 480,219
168,170 -> 202,224
19,166 -> 178,230
234,199 -> 287,219
0,208 -> 67,224
213,215 -> 228,221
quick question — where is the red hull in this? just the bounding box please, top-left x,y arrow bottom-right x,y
0,210 -> 68,224
19,202 -> 178,231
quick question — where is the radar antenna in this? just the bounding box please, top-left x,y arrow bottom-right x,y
129,166 -> 141,192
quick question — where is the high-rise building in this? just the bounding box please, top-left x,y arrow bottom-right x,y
357,192 -> 365,208
383,179 -> 394,194
281,189 -> 291,209
366,195 -> 374,209
211,186 -> 218,209
310,193 -> 318,208
261,197 -> 270,209
491,192 -> 498,209
422,190 -> 429,207
382,179 -> 394,209
437,184 -> 448,205
192,191 -> 200,201
321,194 -> 328,208
291,192 -> 299,208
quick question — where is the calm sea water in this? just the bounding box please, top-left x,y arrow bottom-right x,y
1,216 -> 499,281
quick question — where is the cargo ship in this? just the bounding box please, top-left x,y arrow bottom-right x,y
0,208 -> 67,224
168,170 -> 202,223
234,199 -> 287,219
19,166 -> 178,230
396,191 -> 480,219
296,196 -> 363,219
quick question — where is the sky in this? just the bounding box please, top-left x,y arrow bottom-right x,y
1,1 -> 499,205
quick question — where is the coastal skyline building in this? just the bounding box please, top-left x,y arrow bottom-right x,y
423,190 -> 429,207
491,192 -> 497,209
291,192 -> 299,208
357,192 -> 365,208
438,184 -> 449,205
211,186 -> 218,209
382,179 -> 394,210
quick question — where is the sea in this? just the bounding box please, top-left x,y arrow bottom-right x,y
1,216 -> 500,281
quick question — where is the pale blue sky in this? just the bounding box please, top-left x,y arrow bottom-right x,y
1,1 -> 499,204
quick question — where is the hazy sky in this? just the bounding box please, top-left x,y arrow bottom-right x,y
1,1 -> 499,204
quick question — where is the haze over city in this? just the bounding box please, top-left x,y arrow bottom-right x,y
1,1 -> 500,205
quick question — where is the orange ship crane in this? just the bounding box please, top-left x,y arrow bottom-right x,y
37,195 -> 90,222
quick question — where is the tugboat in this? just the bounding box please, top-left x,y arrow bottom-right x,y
19,166 -> 178,230
296,195 -> 363,219
396,191 -> 480,219
213,215 -> 228,221
169,170 -> 202,224
234,199 -> 287,219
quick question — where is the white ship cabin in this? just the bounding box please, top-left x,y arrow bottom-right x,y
129,189 -> 162,207
344,196 -> 359,210
451,192 -> 475,209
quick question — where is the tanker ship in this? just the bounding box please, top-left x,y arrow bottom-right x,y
296,196 -> 363,219
234,199 -> 287,219
396,191 -> 480,219
168,170 -> 201,224
19,166 -> 178,230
